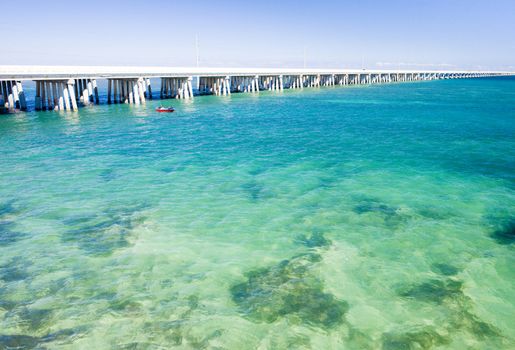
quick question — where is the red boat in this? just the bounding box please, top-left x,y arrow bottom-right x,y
155,106 -> 175,113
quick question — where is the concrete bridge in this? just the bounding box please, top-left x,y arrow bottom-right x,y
0,66 -> 512,112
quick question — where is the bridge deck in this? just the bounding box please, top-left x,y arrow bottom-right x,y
1,66 -> 511,80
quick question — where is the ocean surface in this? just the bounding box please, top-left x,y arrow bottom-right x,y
0,77 -> 514,349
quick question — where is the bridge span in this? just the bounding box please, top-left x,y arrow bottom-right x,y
0,66 -> 512,112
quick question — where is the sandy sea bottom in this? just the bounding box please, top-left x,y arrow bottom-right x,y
0,77 -> 514,349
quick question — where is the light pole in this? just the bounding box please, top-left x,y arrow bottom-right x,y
195,34 -> 200,68
195,34 -> 200,90
303,46 -> 307,69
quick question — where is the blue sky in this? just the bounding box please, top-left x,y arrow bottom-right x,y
2,0 -> 514,70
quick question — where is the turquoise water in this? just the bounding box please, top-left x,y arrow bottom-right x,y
0,78 -> 514,349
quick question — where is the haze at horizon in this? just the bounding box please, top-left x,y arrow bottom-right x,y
1,0 -> 514,70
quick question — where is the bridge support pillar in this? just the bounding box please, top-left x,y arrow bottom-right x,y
145,78 -> 152,99
252,75 -> 259,92
136,77 -> 146,104
109,78 -> 140,104
230,76 -> 254,93
67,79 -> 78,111
160,77 -> 193,99
32,79 -> 77,111
92,79 -> 99,104
0,80 -> 27,111
223,76 -> 231,95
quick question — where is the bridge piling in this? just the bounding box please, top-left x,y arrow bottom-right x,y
1,67 -> 511,113
16,81 -> 27,110
93,79 -> 99,104
68,80 -> 78,111
41,82 -> 48,110
146,78 -> 152,99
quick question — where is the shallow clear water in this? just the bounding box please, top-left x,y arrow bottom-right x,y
0,78 -> 514,349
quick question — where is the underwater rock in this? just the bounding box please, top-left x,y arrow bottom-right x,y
231,253 -> 348,328
161,166 -> 175,174
0,301 -> 19,312
431,263 -> 460,276
0,221 -> 26,246
40,326 -> 88,344
62,216 -> 131,255
187,329 -> 223,350
467,316 -> 502,340
15,308 -> 53,331
119,342 -> 155,350
93,291 -> 117,302
248,167 -> 265,176
0,257 -> 31,283
0,328 -> 84,350
109,299 -> 142,314
143,321 -> 183,346
169,331 -> 183,346
317,176 -> 339,189
447,307 -> 502,340
184,272 -> 206,283
160,165 -> 185,174
99,168 -> 117,182
159,279 -> 173,288
0,201 -> 26,246
241,181 -> 264,201
0,200 -> 19,218
267,333 -> 311,350
140,294 -> 210,347
417,207 -> 453,220
397,278 -> 463,304
397,277 -> 504,344
296,230 -> 332,248
490,218 -> 515,245
382,326 -> 450,350
141,318 -> 221,348
0,264 -> 28,282
187,295 -> 199,310
0,334 -> 41,350
353,201 -> 398,217
179,295 -> 202,319
352,198 -> 410,227
347,327 -> 374,349
62,205 -> 147,256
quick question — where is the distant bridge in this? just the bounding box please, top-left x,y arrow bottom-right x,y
0,66 -> 512,112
